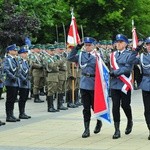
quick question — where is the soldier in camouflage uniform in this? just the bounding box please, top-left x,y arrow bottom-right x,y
44,44 -> 60,112
29,44 -> 44,103
55,43 -> 68,110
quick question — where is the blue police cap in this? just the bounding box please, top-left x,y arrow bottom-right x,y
83,37 -> 96,44
18,47 -> 28,54
116,34 -> 129,44
6,44 -> 17,52
145,37 -> 150,44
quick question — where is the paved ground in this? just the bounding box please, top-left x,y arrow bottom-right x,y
0,90 -> 150,150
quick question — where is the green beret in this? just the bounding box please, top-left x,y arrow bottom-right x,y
33,44 -> 41,49
56,42 -> 66,50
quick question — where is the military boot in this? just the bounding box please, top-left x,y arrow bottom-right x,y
39,87 -> 45,96
147,124 -> 150,140
82,121 -> 90,138
34,94 -> 44,103
10,110 -> 20,121
47,96 -> 58,112
112,122 -> 121,139
125,120 -> 133,135
19,104 -> 31,119
0,120 -> 5,126
74,89 -> 82,106
67,90 -> 78,108
58,93 -> 68,110
6,111 -> 16,122
94,120 -> 102,134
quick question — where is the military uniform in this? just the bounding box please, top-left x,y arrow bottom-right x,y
3,44 -> 20,122
56,43 -> 68,110
67,37 -> 102,138
30,45 -> 44,103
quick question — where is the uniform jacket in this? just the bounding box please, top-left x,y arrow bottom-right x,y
3,55 -> 20,87
19,58 -> 31,89
110,50 -> 137,90
136,53 -> 150,91
67,47 -> 96,90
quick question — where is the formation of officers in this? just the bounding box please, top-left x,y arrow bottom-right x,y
0,42 -> 82,125
0,34 -> 150,141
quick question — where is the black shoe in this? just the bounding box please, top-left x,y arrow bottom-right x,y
19,114 -> 31,119
75,101 -> 82,106
6,116 -> 16,122
67,103 -> 78,108
34,99 -> 44,103
0,121 -> 6,125
59,105 -> 68,110
112,130 -> 121,139
39,92 -> 45,96
48,107 -> 59,112
94,120 -> 102,134
125,121 -> 133,135
148,135 -> 150,140
82,129 -> 90,138
11,115 -> 20,122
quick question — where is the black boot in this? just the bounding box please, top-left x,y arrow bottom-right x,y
10,111 -> 20,121
47,96 -> 58,112
39,87 -> 45,96
74,89 -> 82,106
82,121 -> 90,138
147,124 -> 150,140
125,120 -> 133,135
66,90 -> 78,108
58,93 -> 68,110
6,111 -> 16,122
0,120 -> 6,125
34,94 -> 44,103
94,120 -> 102,134
19,103 -> 31,119
112,122 -> 121,139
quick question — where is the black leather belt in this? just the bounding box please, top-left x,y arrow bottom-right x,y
143,74 -> 150,77
82,73 -> 95,77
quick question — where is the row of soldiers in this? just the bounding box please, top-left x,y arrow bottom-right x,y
0,42 -> 83,125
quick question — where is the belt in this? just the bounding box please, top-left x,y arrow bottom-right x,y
143,74 -> 150,77
82,73 -> 95,77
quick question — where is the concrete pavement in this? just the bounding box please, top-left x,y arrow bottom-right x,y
0,90 -> 150,150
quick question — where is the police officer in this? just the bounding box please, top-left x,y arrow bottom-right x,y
18,47 -> 31,119
134,37 -> 150,140
109,34 -> 138,139
67,37 -> 102,138
3,44 -> 20,122
0,57 -> 4,100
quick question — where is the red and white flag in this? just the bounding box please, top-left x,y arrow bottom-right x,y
67,13 -> 80,48
132,20 -> 138,50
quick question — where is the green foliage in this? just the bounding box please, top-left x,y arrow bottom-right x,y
0,0 -> 150,47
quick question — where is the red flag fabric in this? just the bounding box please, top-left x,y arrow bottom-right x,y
67,15 -> 80,48
94,56 -> 111,123
132,27 -> 138,50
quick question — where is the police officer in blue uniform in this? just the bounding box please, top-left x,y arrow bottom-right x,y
18,47 -> 31,119
134,37 -> 150,140
67,37 -> 102,138
3,44 -> 20,122
110,34 -> 138,139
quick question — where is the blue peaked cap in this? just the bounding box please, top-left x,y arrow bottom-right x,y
83,37 -> 96,44
116,34 -> 129,44
18,47 -> 28,54
6,44 -> 17,52
145,37 -> 150,44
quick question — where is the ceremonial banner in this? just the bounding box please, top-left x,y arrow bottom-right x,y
67,12 -> 80,47
94,56 -> 111,124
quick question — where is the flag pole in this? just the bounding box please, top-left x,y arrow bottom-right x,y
81,25 -> 84,40
71,7 -> 75,104
56,24 -> 59,43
